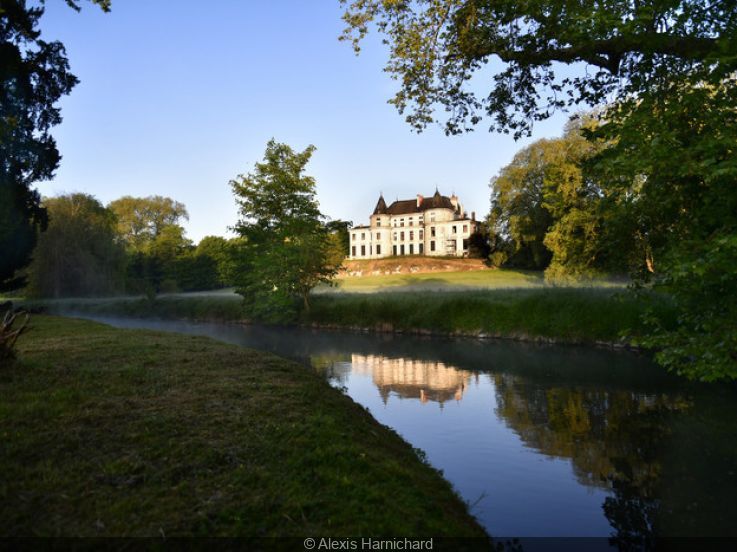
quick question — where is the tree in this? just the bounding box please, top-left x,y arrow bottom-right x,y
26,193 -> 125,298
195,235 -> 237,288
324,219 -> 352,269
488,138 -> 555,270
340,0 -> 737,137
0,0 -> 109,291
108,195 -> 188,251
230,140 -> 340,322
108,195 -> 191,294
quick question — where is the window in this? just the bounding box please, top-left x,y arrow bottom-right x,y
409,217 -> 413,226
409,244 -> 414,255
376,245 -> 381,255
400,231 -> 405,241
463,224 -> 468,233
393,245 -> 397,255
452,225 -> 457,234
376,219 -> 381,227
400,245 -> 405,255
352,233 -> 356,241
400,219 -> 405,227
431,227 -> 436,237
361,245 -> 366,256
393,232 -> 397,240
352,246 -> 356,256
419,230 -> 424,240
376,233 -> 380,240
430,213 -> 436,222
362,232 -> 366,240
370,245 -> 372,255
409,231 -> 414,240
419,244 -> 424,254
430,241 -> 436,252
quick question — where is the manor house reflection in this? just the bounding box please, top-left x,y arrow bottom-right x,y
351,354 -> 476,405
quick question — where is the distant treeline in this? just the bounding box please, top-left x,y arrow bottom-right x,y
21,193 -> 349,299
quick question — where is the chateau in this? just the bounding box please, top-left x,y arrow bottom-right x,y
349,190 -> 477,259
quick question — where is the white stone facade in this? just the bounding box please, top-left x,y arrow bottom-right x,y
349,191 -> 477,259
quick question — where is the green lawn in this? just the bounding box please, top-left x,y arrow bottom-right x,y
1,315 -> 487,538
327,268 -> 626,293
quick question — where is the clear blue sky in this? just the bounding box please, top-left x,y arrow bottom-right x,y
39,0 -> 571,242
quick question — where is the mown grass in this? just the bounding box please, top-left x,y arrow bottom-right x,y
331,268 -> 626,293
333,269 -> 543,292
1,315 -> 487,537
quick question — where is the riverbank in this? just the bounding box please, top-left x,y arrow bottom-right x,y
2,315 -> 487,537
28,287 -> 676,348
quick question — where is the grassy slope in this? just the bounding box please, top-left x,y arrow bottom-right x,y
1,316 -> 486,538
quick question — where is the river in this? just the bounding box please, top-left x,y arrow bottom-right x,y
66,314 -> 737,539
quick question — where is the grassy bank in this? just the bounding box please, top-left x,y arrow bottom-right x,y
31,287 -> 675,346
1,316 -> 487,537
308,288 -> 673,345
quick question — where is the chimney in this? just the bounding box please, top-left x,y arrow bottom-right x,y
416,194 -> 423,207
450,194 -> 458,209
471,211 -> 476,221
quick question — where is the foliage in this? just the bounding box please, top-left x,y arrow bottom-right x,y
108,195 -> 188,251
488,139 -> 555,270
0,0 -> 108,291
340,0 -> 737,137
325,219 -> 353,259
488,116 -> 618,275
26,193 -> 125,297
636,233 -> 737,382
588,76 -> 737,378
108,195 -> 192,294
466,222 -> 490,260
230,140 -> 341,322
195,235 -> 241,288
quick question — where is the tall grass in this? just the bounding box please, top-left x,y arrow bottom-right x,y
26,286 -> 674,346
307,288 -> 675,344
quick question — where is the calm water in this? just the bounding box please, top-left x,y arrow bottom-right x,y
68,314 -> 737,539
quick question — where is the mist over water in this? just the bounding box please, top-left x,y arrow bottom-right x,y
64,313 -> 737,538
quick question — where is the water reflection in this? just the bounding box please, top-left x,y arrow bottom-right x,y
350,354 -> 475,405
64,314 -> 737,538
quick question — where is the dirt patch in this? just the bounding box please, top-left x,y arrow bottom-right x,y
340,257 -> 489,278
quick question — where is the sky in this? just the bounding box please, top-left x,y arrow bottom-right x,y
39,0 -> 572,243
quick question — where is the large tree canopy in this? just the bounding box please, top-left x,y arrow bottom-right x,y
0,0 -> 110,290
108,195 -> 189,251
340,0 -> 737,136
26,193 -> 125,298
